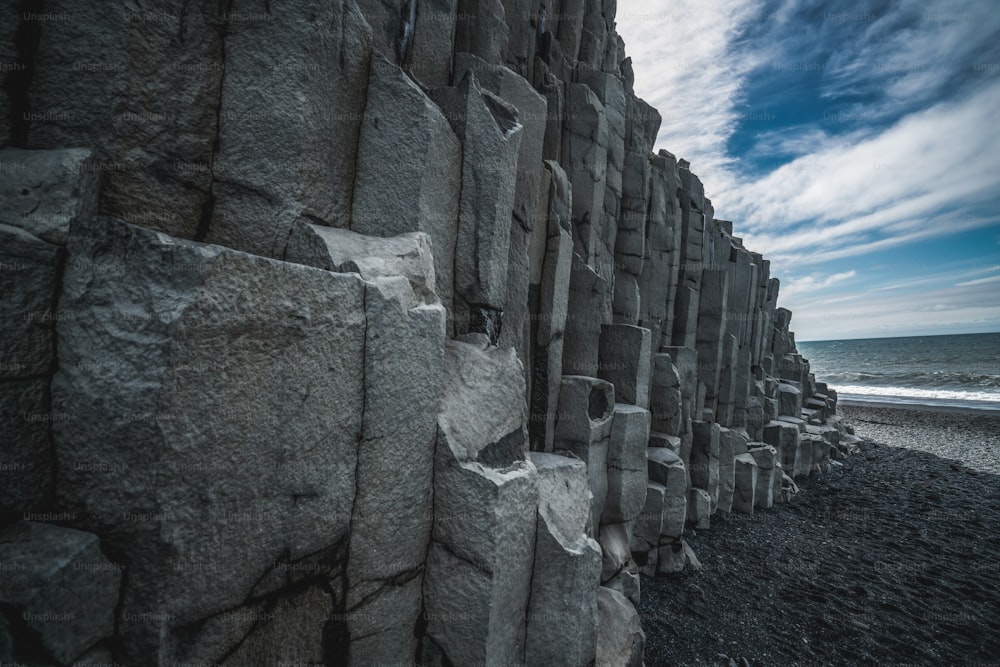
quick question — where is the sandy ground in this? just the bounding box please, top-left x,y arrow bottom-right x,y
638,403 -> 1000,666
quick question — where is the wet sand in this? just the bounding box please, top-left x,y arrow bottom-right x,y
639,403 -> 1000,666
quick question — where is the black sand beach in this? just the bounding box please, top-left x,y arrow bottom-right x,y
639,403 -> 1000,666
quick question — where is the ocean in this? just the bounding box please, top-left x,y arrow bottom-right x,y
796,332 -> 1000,412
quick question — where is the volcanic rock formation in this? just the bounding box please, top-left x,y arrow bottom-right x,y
0,1 -> 860,664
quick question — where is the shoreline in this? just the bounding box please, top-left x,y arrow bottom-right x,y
838,402 -> 1000,475
838,397 -> 1000,416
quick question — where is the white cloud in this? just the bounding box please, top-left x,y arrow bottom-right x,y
620,56 -> 1000,275
956,274 -> 1000,287
963,264 -> 1000,276
617,0 -> 1000,339
747,126 -> 833,159
616,0 -> 763,196
732,80 -> 1000,228
778,270 -> 857,303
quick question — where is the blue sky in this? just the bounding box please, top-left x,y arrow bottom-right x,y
616,0 -> 1000,341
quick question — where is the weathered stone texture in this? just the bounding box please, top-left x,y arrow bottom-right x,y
525,452 -> 601,666
52,216 -> 368,663
0,522 -> 120,665
432,72 -> 523,336
350,54 -> 462,316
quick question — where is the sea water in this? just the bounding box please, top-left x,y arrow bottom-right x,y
796,332 -> 1000,411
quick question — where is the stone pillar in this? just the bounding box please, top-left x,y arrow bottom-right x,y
598,325 -> 652,408
690,421 -> 720,513
554,376 -> 616,535
431,71 -> 523,337
525,453 -> 601,666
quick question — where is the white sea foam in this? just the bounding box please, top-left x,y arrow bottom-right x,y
835,384 -> 1000,410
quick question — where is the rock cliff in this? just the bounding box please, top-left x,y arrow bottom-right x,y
0,1 -> 860,664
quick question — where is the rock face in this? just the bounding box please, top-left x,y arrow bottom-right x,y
47,216 -> 448,664
0,225 -> 60,516
529,160 -> 575,451
422,336 -> 537,664
0,522 -> 120,664
350,54 -> 462,316
431,72 -> 523,337
423,454 -> 537,665
603,404 -> 651,525
554,375 -> 616,535
52,216 -> 368,663
0,148 -> 98,519
206,0 -> 375,255
525,452 -> 601,666
0,148 -> 99,244
0,1 -> 856,664
438,337 -> 528,466
647,448 -> 689,575
344,276 -> 446,662
733,453 -> 759,514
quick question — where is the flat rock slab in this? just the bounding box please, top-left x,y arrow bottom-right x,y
286,223 -> 439,307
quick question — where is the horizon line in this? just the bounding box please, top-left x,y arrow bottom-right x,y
798,330 -> 1000,344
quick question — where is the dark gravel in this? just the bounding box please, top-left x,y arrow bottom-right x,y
639,404 -> 1000,666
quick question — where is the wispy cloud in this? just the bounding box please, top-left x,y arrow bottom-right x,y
746,126 -> 833,159
964,264 -> 1000,276
732,79 -> 1000,231
956,274 -> 1000,287
779,270 -> 857,302
819,0 -> 1000,118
